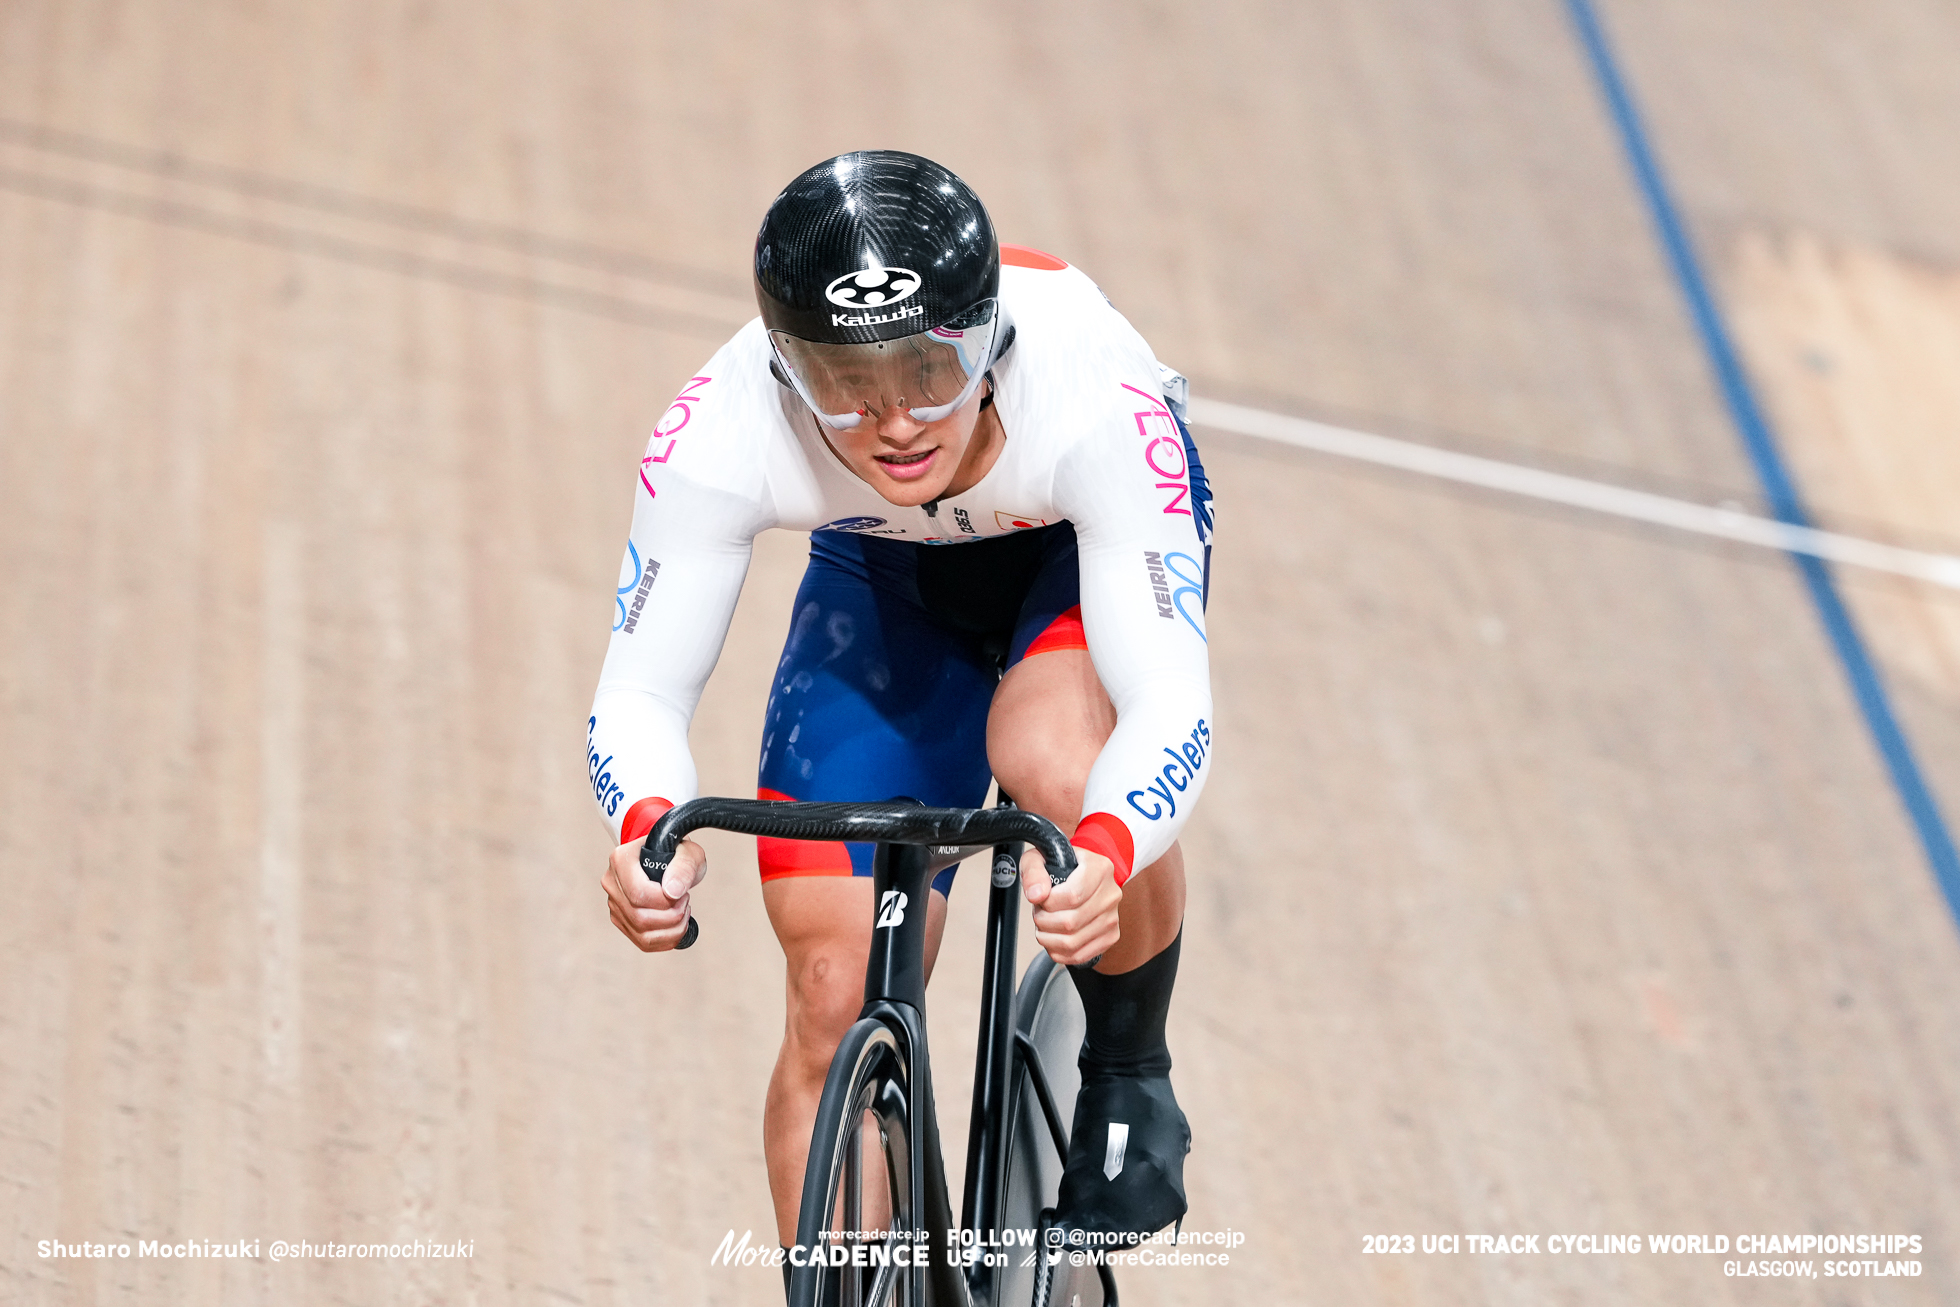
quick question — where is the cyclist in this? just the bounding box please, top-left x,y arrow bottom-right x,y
592,151 -> 1215,1262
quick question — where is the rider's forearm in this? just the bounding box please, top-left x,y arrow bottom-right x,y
1075,675 -> 1213,881
587,689 -> 695,841
589,539 -> 740,841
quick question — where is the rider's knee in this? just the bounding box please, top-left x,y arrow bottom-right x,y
990,733 -> 1094,826
784,945 -> 864,1067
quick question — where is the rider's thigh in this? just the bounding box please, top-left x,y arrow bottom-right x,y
986,647 -> 1116,824
763,876 -> 951,1068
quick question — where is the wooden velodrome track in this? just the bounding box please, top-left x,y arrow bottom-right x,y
4,1 -> 1959,1303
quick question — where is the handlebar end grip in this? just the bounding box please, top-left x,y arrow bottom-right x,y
676,917 -> 699,950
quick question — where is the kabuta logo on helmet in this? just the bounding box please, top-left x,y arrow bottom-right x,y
823,266 -> 921,309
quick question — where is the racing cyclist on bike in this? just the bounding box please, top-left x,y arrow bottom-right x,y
591,151 -> 1215,1264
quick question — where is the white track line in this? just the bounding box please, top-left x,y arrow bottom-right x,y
1187,397 -> 1960,591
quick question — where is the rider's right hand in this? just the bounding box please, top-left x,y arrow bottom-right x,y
602,836 -> 708,952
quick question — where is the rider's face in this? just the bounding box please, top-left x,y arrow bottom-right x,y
822,385 -> 991,507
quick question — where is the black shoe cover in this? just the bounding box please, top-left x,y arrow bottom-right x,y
1053,1072 -> 1191,1243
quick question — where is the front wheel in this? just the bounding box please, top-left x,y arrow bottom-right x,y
791,1018 -> 917,1307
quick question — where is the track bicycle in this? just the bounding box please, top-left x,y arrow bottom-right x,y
642,795 -> 1119,1307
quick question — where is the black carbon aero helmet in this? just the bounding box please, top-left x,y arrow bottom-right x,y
755,151 -> 1009,430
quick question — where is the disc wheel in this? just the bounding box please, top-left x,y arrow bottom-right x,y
791,1018 -> 917,1307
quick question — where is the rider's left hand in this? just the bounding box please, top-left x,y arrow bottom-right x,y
1020,843 -> 1122,967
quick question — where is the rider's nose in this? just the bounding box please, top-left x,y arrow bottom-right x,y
875,407 -> 927,443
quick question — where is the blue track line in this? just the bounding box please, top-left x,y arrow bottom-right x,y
1564,0 -> 1960,926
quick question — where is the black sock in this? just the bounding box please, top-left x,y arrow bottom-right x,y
1068,927 -> 1180,1077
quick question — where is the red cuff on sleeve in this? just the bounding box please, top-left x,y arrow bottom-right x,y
1070,811 -> 1136,886
619,796 -> 675,845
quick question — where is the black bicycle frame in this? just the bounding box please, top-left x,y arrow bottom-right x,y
640,796 -> 1079,1306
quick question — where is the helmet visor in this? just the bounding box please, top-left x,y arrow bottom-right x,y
769,302 -> 1002,431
